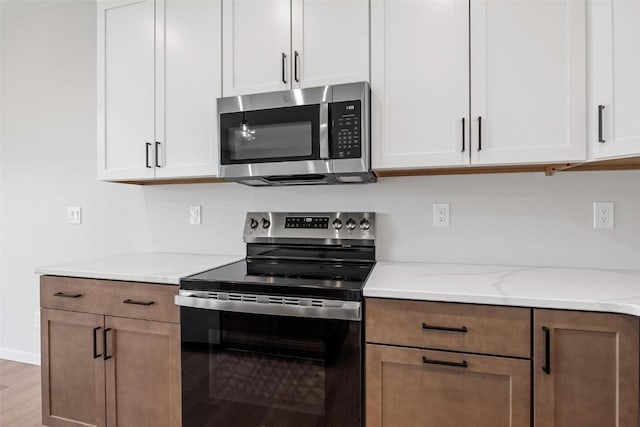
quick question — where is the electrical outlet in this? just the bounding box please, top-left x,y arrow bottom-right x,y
34,311 -> 40,328
189,205 -> 202,225
433,203 -> 450,227
593,202 -> 614,229
67,206 -> 82,224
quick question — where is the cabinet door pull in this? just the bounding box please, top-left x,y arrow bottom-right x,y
461,117 -> 466,152
281,52 -> 287,84
598,105 -> 606,143
122,299 -> 155,306
542,326 -> 551,374
155,141 -> 162,167
477,116 -> 482,151
104,328 -> 112,360
54,292 -> 82,298
294,51 -> 300,83
423,356 -> 468,368
422,323 -> 468,333
145,142 -> 152,168
93,327 -> 102,359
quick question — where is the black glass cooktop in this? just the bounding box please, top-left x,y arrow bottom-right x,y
180,259 -> 374,301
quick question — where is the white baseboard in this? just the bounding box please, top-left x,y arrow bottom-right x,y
0,348 -> 40,365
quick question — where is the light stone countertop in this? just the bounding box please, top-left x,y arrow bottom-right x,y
35,252 -> 241,285
364,262 -> 640,316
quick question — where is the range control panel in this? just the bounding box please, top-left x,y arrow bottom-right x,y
244,212 -> 375,243
329,101 -> 361,159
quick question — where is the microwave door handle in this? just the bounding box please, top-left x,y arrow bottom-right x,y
319,103 -> 330,160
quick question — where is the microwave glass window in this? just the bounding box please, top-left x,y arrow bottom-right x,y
228,122 -> 313,161
220,104 -> 321,164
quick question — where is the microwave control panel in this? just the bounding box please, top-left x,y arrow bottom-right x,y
329,101 -> 361,159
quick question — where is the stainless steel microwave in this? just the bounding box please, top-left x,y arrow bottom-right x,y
217,82 -> 375,186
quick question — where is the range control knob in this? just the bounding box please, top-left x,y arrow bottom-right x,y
261,218 -> 271,229
332,219 -> 343,230
359,219 -> 371,230
249,218 -> 259,229
345,218 -> 357,231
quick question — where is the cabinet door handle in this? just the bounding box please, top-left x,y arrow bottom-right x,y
54,292 -> 83,298
294,51 -> 300,83
423,356 -> 468,368
542,326 -> 551,374
93,327 -> 102,359
477,116 -> 482,151
155,141 -> 161,167
122,299 -> 155,306
281,52 -> 287,84
104,328 -> 112,360
598,105 -> 606,143
461,117 -> 466,152
422,323 -> 468,333
145,142 -> 152,168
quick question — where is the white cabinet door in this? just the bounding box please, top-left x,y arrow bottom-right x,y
98,0 -> 156,180
470,0 -> 586,165
155,0 -> 221,178
222,0 -> 291,96
590,0 -> 640,159
291,0 -> 369,89
371,0 -> 470,170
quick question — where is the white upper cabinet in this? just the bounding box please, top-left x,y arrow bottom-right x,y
98,0 -> 221,181
156,0 -> 221,178
98,0 -> 156,180
371,0 -> 470,170
222,0 -> 369,96
291,0 -> 369,89
470,0 -> 587,165
222,0 -> 291,96
589,0 -> 640,159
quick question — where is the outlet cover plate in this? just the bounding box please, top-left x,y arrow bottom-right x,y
593,202 -> 614,229
433,203 -> 450,227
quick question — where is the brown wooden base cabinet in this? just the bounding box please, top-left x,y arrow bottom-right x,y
533,309 -> 639,427
365,298 -> 532,427
40,276 -> 181,427
366,298 -> 640,427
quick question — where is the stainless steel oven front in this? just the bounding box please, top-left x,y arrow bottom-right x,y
177,297 -> 363,427
217,82 -> 375,186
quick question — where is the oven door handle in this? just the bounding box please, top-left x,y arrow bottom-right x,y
319,102 -> 330,160
174,294 -> 361,321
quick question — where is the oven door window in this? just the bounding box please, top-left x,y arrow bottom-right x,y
220,104 -> 321,165
180,307 -> 361,427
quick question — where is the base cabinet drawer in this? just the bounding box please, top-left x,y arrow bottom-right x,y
366,343 -> 531,427
366,298 -> 531,358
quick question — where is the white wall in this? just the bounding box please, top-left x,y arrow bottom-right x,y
0,0 -> 151,364
0,0 -> 639,365
142,172 -> 640,269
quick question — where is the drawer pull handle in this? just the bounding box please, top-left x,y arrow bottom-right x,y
92,327 -> 102,359
122,299 -> 154,306
104,328 -> 112,360
54,292 -> 83,298
423,356 -> 468,368
542,326 -> 551,374
422,323 -> 468,333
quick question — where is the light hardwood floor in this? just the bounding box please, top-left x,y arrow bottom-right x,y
0,359 -> 45,427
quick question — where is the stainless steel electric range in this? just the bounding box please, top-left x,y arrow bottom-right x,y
175,212 -> 375,427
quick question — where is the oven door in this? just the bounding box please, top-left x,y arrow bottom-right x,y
178,300 -> 362,427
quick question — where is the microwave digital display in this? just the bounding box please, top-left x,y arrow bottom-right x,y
329,100 -> 361,160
